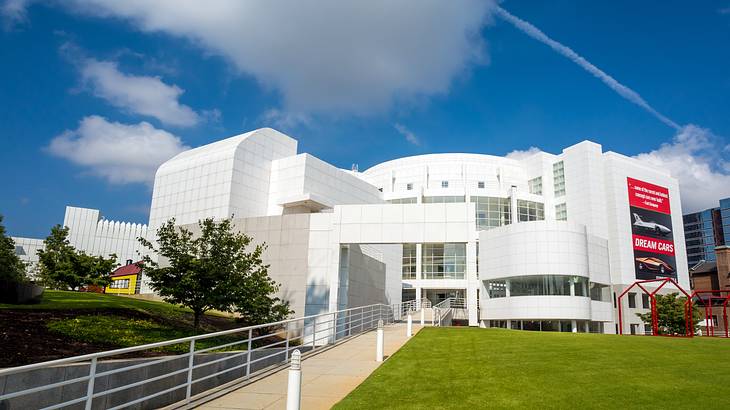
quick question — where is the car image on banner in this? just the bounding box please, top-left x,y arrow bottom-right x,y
627,177 -> 676,280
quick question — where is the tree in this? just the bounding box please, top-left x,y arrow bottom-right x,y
140,217 -> 292,330
637,293 -> 703,335
0,215 -> 27,283
37,225 -> 117,290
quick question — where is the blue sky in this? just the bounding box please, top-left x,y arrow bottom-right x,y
1,0 -> 729,238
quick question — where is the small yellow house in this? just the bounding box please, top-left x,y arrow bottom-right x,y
105,260 -> 142,295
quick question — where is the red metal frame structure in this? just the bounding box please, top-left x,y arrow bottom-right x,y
685,290 -> 730,338
617,277 -> 691,336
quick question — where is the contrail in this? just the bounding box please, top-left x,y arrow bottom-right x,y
494,6 -> 681,131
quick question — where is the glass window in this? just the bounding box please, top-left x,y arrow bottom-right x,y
553,161 -> 566,197
630,324 -> 638,335
573,276 -> 588,297
523,320 -> 540,331
628,292 -> 636,308
517,200 -> 545,222
489,320 -> 507,328
471,196 -> 511,230
422,243 -> 466,279
487,280 -> 506,298
441,180 -> 449,188
589,322 -> 604,333
528,177 -> 543,195
423,196 -> 465,203
406,183 -> 413,191
589,283 -> 610,302
511,321 -> 522,330
576,320 -> 588,333
489,275 -> 590,297
642,293 -> 650,309
388,197 -> 417,204
402,244 -> 417,279
644,324 -> 652,335
542,320 -> 560,332
477,181 -> 485,189
555,203 -> 567,221
560,320 -> 572,332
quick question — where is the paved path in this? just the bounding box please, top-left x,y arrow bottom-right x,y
197,323 -> 422,410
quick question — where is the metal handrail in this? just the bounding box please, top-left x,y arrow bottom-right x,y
433,297 -> 467,326
0,299 -> 420,410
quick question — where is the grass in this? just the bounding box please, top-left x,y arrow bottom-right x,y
46,315 -> 245,353
334,327 -> 730,409
1,290 -> 244,356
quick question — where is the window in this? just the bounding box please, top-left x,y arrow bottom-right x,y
590,283 -> 610,302
388,197 -> 417,204
489,320 -> 507,328
421,243 -> 466,279
573,276 -> 588,296
486,275 -> 589,297
644,324 -> 652,335
628,292 -> 637,308
423,196 -> 465,203
110,279 -> 130,289
528,177 -> 542,195
509,275 -> 570,296
555,203 -> 567,221
553,161 -> 566,197
642,293 -> 650,309
441,180 -> 449,188
477,181 -> 485,189
630,324 -> 638,335
487,280 -> 506,298
471,196 -> 511,230
560,320 -> 572,332
517,200 -> 544,222
402,244 -> 417,279
712,315 -> 719,327
406,183 -> 413,191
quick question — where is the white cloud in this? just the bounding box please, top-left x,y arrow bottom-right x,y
634,125 -> 730,213
394,123 -> 420,146
495,6 -> 680,131
47,115 -> 189,185
259,108 -> 311,130
50,0 -> 496,117
506,147 -> 542,160
0,0 -> 30,29
79,58 -> 200,127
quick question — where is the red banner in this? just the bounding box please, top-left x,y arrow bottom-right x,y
627,177 -> 670,214
632,234 -> 675,256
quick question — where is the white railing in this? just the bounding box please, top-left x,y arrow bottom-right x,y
433,297 -> 467,327
0,299 -> 424,410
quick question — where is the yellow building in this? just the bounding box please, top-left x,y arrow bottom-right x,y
105,261 -> 142,295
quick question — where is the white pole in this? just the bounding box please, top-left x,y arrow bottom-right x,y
407,313 -> 413,337
420,307 -> 425,326
376,319 -> 384,362
286,350 -> 302,410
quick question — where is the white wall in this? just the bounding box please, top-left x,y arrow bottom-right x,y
149,128 -> 297,228
63,206 -> 150,266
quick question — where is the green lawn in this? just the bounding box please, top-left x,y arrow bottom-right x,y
335,327 -> 730,409
0,290 -> 243,359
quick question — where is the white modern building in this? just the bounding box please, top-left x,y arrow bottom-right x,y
14,128 -> 689,334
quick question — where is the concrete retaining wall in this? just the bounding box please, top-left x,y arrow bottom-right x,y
0,347 -> 309,410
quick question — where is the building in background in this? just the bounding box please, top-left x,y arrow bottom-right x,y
683,198 -> 730,268
104,260 -> 150,295
13,128 -> 690,333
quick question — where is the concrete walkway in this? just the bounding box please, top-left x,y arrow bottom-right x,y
197,323 -> 422,410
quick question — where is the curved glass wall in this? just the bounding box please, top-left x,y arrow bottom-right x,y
388,197 -> 417,204
423,196 -> 465,203
486,275 -> 590,298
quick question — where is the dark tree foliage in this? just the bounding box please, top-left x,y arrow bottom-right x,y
637,293 -> 703,335
37,225 -> 117,290
0,215 -> 27,283
139,217 -> 292,330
